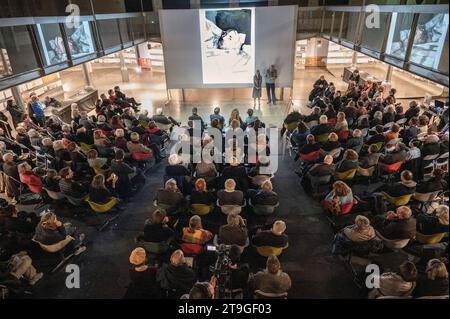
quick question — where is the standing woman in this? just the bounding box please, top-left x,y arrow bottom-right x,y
252,70 -> 262,109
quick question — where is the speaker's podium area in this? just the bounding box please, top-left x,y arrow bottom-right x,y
0,0 -> 448,303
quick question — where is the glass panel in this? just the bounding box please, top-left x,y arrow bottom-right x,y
36,24 -> 68,66
437,25 -> 448,73
385,13 -> 415,61
331,12 -> 343,38
410,13 -> 449,70
0,0 -> 93,18
93,0 -> 142,14
162,0 -> 190,9
361,12 -> 390,52
297,8 -> 323,34
146,12 -> 160,36
64,21 -> 96,59
323,10 -> 333,36
98,19 -> 121,50
0,25 -> 40,77
341,12 -> 360,44
132,17 -> 145,41
119,19 -> 132,44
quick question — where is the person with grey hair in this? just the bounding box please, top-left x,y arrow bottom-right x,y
152,108 -> 180,127
345,129 -> 364,152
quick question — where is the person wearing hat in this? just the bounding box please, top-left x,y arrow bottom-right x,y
416,205 -> 449,235
252,220 -> 289,252
124,247 -> 162,299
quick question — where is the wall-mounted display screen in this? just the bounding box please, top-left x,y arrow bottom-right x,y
199,8 -> 255,84
36,23 -> 68,66
64,21 -> 96,59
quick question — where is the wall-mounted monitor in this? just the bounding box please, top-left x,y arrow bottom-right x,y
36,23 -> 68,66
64,21 -> 96,60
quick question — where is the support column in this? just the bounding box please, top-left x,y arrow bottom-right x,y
81,62 -> 93,87
190,0 -> 200,9
119,51 -> 130,83
382,65 -> 393,93
11,86 -> 24,109
351,51 -> 358,68
151,0 -> 163,11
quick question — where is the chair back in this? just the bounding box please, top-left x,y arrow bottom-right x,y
86,197 -> 118,213
381,192 -> 412,206
256,244 -> 288,257
415,231 -> 446,244
132,151 -> 154,161
32,236 -> 72,253
382,161 -> 404,174
43,187 -> 66,201
316,133 -> 329,143
65,194 -> 87,206
413,191 -> 441,203
375,230 -> 410,250
299,150 -> 320,163
335,169 -> 357,181
138,241 -> 170,254
180,242 -> 203,256
337,130 -> 350,141
357,166 -> 375,177
251,174 -> 272,187
254,290 -> 288,299
190,204 -> 213,216
252,201 -> 279,215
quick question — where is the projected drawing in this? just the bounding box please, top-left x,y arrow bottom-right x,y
65,21 -> 95,59
387,13 -> 449,69
199,8 -> 255,84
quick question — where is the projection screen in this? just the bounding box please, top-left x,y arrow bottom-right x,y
159,6 -> 297,89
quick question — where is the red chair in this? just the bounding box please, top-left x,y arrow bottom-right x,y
299,150 -> 320,163
328,118 -> 337,126
132,151 -> 154,161
180,243 -> 204,256
382,161 -> 404,174
322,198 -> 357,215
101,130 -> 113,138
337,130 -> 350,141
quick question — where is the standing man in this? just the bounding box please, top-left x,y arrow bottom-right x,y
30,95 -> 46,127
265,65 -> 278,105
6,99 -> 24,128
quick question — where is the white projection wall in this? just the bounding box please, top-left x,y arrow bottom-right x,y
159,6 -> 297,89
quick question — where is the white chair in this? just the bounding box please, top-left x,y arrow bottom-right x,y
217,199 -> 246,215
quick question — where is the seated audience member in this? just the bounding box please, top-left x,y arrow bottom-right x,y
184,280 -> 216,299
384,123 -> 401,141
0,251 -> 43,286
334,112 -> 348,132
110,115 -> 125,131
156,250 -> 196,296
406,140 -> 421,162
221,157 -> 248,192
421,134 -> 441,158
1,204 -> 37,235
303,107 -> 321,125
281,107 -> 302,134
67,142 -> 88,174
405,100 -> 420,120
43,169 -> 61,192
252,220 -> 288,250
76,127 -> 94,145
360,144 -> 381,168
114,85 -> 141,109
323,181 -> 354,215
248,180 -> 279,206
370,111 -> 383,128
414,259 -> 449,298
153,108 -> 179,127
307,154 -> 336,178
368,261 -> 417,298
181,215 -> 213,246
190,178 -> 215,206
245,108 -> 258,127
440,132 -> 449,154
96,115 -> 112,132
154,178 -> 185,214
218,213 -> 248,247
343,215 -> 376,242
225,245 -> 251,292
379,143 -> 408,165
124,248 -> 162,299
345,129 -> 363,153
52,140 -> 71,171
253,255 -> 291,295
290,122 -> 310,148
15,126 -> 32,149
79,111 -> 95,131
417,115 -> 429,134
380,170 -> 416,198
298,134 -> 321,160
416,205 -> 448,235
111,149 -> 145,196
93,129 -> 113,150
142,210 -> 174,243
382,105 -> 396,124
217,179 -> 245,207
311,115 -> 333,137
33,211 -> 85,254
89,173 -> 118,204
86,149 -> 108,171
165,154 -> 190,177
402,117 -> 420,144
127,132 -> 151,154
18,162 -> 42,193
416,168 -> 447,194
320,133 -> 340,154
195,158 -> 218,180
373,206 -> 416,240
58,167 -> 87,199
336,149 -> 359,173
114,129 -> 128,152
366,125 -> 385,146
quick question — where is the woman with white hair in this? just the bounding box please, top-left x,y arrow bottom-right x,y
416,204 -> 449,236
414,259 -> 449,298
15,126 -> 32,149
217,178 -> 244,207
310,115 -> 333,137
252,220 -> 289,253
248,180 -> 279,206
165,153 -> 190,178
370,111 -> 383,127
343,215 -> 376,242
28,129 -> 42,148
